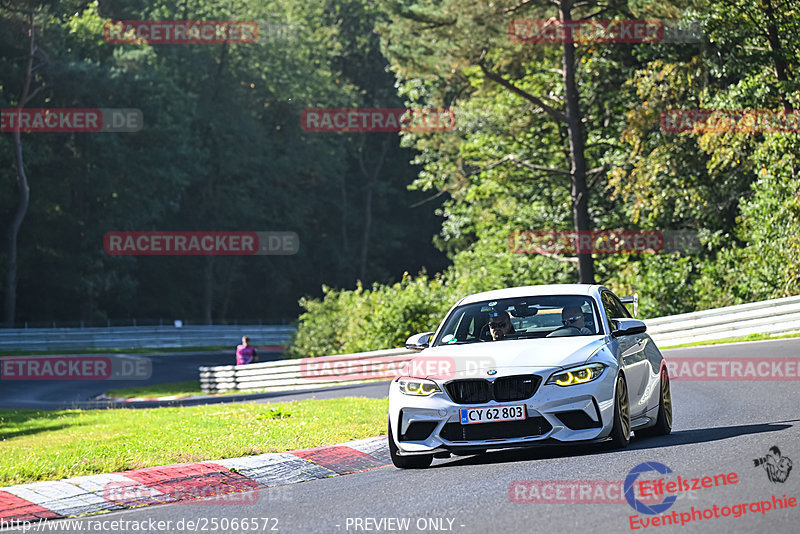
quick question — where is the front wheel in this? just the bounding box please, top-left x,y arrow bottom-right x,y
636,367 -> 672,438
388,421 -> 433,469
608,374 -> 631,448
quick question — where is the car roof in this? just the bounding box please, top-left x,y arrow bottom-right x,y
456,284 -> 605,306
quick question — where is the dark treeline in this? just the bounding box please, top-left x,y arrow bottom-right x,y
0,0 -> 447,326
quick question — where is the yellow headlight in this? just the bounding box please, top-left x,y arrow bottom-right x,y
555,372 -> 575,386
399,379 -> 441,396
548,364 -> 605,386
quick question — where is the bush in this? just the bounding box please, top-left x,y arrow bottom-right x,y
286,272 -> 451,357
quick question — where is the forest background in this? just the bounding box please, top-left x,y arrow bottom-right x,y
1,0 -> 797,357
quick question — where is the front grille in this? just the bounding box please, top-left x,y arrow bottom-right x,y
440,417 -> 552,441
445,380 -> 491,404
445,375 -> 541,404
493,375 -> 541,402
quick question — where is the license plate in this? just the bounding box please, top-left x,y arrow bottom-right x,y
460,404 -> 526,425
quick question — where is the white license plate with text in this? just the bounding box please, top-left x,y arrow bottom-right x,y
460,404 -> 526,424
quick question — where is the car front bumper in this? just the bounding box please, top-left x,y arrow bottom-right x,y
388,366 -> 618,455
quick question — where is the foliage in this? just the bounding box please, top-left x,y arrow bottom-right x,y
1,0 -> 797,350
0,0 -> 445,325
288,0 -> 800,356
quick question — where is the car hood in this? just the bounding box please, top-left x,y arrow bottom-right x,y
409,336 -> 607,380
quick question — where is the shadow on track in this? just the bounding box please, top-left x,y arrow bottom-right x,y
430,420 -> 798,469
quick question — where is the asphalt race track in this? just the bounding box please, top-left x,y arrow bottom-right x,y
0,350 -> 291,410
0,348 -> 390,410
2,339 -> 799,533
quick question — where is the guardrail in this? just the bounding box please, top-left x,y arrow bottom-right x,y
198,295 -> 800,394
644,294 -> 800,346
0,325 -> 295,351
200,347 -> 416,393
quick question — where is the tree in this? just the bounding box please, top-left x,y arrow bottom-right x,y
1,1 -> 50,326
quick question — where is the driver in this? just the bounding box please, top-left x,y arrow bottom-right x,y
561,306 -> 592,334
488,310 -> 516,340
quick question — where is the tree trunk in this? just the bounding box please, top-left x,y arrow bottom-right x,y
202,255 -> 214,324
3,12 -> 35,327
357,137 -> 389,282
219,259 -> 238,322
760,0 -> 793,109
341,174 -> 349,253
359,183 -> 373,282
559,0 -> 594,284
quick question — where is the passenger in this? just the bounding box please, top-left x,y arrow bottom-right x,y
488,310 -> 516,341
561,306 -> 592,334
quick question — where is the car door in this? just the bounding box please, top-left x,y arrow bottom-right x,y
601,291 -> 650,418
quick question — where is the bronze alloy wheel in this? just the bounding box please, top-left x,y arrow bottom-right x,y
636,367 -> 673,438
662,370 -> 672,429
618,375 -> 631,438
609,374 -> 631,448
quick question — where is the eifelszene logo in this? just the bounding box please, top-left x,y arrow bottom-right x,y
624,462 -> 678,515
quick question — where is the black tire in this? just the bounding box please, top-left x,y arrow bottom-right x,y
388,421 -> 433,469
636,367 -> 672,438
608,373 -> 631,448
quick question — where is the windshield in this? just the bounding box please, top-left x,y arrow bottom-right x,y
432,295 -> 602,346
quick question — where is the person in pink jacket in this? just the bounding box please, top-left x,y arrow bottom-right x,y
235,336 -> 258,365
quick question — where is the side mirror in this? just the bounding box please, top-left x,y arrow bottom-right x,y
611,318 -> 647,337
405,332 -> 434,351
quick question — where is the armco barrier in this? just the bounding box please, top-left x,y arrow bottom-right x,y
645,294 -> 800,346
199,295 -> 800,394
0,325 -> 294,351
199,347 -> 416,393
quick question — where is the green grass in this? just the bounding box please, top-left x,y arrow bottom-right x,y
105,381 -> 204,398
0,397 -> 388,486
104,380 -> 383,400
661,331 -> 800,349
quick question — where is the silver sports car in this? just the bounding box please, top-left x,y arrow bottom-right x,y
388,284 -> 672,468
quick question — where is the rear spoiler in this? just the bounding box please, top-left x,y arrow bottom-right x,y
619,293 -> 639,317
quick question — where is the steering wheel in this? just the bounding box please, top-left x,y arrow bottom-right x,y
545,326 -> 582,338
478,323 -> 491,341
